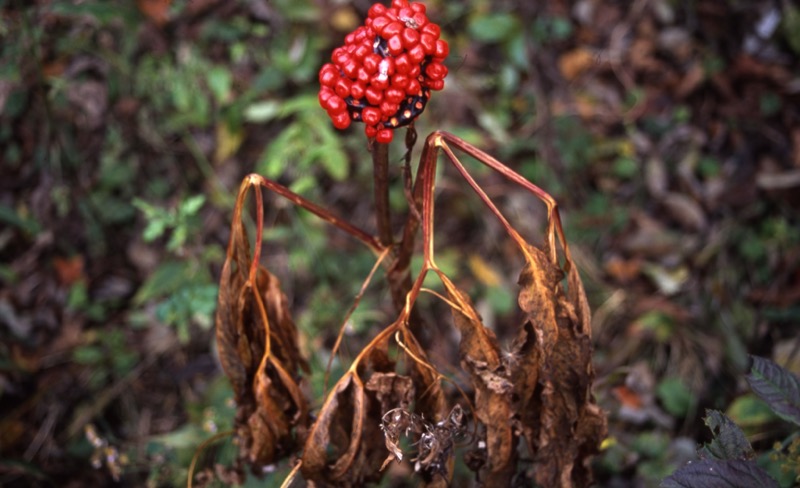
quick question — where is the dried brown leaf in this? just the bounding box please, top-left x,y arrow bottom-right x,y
215,182 -> 310,471
301,372 -> 368,483
511,243 -> 606,488
400,330 -> 448,422
365,372 -> 414,414
445,282 -> 516,483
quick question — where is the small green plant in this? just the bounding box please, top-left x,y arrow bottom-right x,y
133,195 -> 219,343
134,195 -> 206,253
662,355 -> 800,487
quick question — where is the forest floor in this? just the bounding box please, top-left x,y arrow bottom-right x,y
1,0 -> 799,486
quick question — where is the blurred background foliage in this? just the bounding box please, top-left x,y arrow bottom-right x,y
1,0 -> 799,486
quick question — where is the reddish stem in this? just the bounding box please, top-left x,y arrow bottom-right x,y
372,142 -> 393,247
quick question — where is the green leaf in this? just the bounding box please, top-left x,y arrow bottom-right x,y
660,459 -> 779,488
468,13 -> 520,43
207,66 -> 232,104
698,410 -> 754,461
179,195 -> 205,216
726,394 -> 778,430
133,261 -> 194,305
49,2 -> 127,24
656,377 -> 694,417
142,218 -> 168,242
0,203 -> 40,235
746,355 -> 800,426
782,5 -> 800,55
72,345 -> 104,365
243,100 -> 281,123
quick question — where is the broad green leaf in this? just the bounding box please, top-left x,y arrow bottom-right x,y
698,410 -> 754,461
746,355 -> 800,426
661,459 -> 779,488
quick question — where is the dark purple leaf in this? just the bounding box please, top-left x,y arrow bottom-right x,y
661,459 -> 779,488
746,355 -> 800,426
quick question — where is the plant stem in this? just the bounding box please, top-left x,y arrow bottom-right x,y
372,142 -> 393,247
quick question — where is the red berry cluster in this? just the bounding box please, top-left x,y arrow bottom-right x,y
319,0 -> 449,143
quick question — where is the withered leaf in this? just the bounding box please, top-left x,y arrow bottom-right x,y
401,330 -> 448,422
446,283 -> 516,484
215,181 -> 310,472
301,372 -> 366,482
512,243 -> 607,488
365,372 -> 414,414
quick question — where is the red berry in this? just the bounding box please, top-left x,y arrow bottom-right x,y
376,128 -> 393,143
387,34 -> 404,56
372,15 -> 391,33
385,87 -> 405,104
378,58 -> 395,76
398,7 -> 412,18
420,33 -> 436,55
410,2 -> 426,14
368,3 -> 387,18
428,79 -> 444,90
409,64 -> 421,78
362,107 -> 381,126
401,27 -> 420,49
325,94 -> 347,114
342,59 -> 359,78
395,54 -> 411,74
382,21 -> 403,38
411,12 -> 427,28
421,23 -> 440,38
335,78 -> 351,98
370,74 -> 389,90
425,62 -> 447,81
391,0 -> 409,9
354,43 -> 370,60
406,78 -> 421,95
434,39 -> 449,58
319,63 -> 338,87
357,67 -> 370,84
332,111 -> 351,129
365,125 -> 378,138
366,85 -> 383,105
363,53 -> 381,74
380,101 -> 398,116
333,51 -> 349,66
407,44 -> 425,63
345,32 -> 355,45
391,74 -> 409,90
351,82 -> 366,99
319,87 -> 334,106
